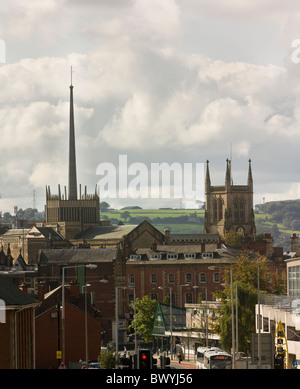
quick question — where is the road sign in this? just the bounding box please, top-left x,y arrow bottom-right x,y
58,361 -> 67,369
80,363 -> 88,369
56,351 -> 62,359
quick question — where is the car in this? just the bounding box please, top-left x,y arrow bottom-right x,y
88,362 -> 101,369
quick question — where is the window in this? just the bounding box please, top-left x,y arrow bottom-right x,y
213,272 -> 220,283
199,273 -> 206,283
185,273 -> 192,283
184,254 -> 196,259
128,293 -> 134,305
150,294 -> 158,300
130,254 -> 141,260
185,293 -> 193,304
150,254 -> 162,260
202,253 -> 213,258
167,254 -> 178,259
168,273 -> 175,284
151,274 -> 157,284
128,274 -> 135,285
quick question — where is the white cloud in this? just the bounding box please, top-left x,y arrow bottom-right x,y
0,1 -> 299,212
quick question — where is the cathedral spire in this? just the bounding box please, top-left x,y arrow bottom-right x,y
248,159 -> 253,191
225,159 -> 232,190
205,160 -> 211,192
68,66 -> 77,200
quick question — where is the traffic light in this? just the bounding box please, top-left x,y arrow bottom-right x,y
120,355 -> 132,369
139,349 -> 151,369
274,353 -> 284,369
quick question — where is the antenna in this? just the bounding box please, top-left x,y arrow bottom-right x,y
70,65 -> 74,86
33,189 -> 36,209
230,143 -> 232,161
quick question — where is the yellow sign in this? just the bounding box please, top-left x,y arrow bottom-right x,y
56,350 -> 62,359
275,320 -> 289,369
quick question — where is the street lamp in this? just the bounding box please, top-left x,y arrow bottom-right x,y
115,285 -> 138,357
179,283 -> 190,308
213,252 -> 236,369
83,279 -> 108,365
61,263 -> 97,362
193,285 -> 208,347
158,286 -> 173,360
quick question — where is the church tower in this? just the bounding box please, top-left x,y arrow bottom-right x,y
45,72 -> 100,239
204,159 -> 256,238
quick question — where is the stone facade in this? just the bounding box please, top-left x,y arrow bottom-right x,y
204,159 -> 256,238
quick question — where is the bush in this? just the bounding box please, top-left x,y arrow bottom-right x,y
98,348 -> 119,369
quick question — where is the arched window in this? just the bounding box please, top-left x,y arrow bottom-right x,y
128,274 -> 134,285
213,272 -> 220,283
185,273 -> 192,284
168,273 -> 175,284
199,273 -> 206,283
151,274 -> 157,284
239,198 -> 245,222
185,293 -> 193,304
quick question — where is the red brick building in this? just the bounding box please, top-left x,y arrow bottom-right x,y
0,275 -> 39,369
37,247 -> 124,344
35,283 -> 101,369
125,243 -> 233,309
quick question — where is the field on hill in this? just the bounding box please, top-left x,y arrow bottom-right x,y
100,206 -> 300,249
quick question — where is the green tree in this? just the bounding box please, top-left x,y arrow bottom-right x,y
121,211 -> 131,222
100,201 -> 110,212
224,230 -> 243,248
129,295 -> 158,342
214,252 -> 281,354
98,348 -> 119,369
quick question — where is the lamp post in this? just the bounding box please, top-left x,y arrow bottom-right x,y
193,285 -> 208,347
61,263 -> 97,362
179,283 -> 190,308
83,278 -> 108,365
158,286 -> 173,359
115,285 -> 137,358
257,258 -> 261,369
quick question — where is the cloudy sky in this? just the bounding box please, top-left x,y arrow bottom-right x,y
0,0 -> 300,212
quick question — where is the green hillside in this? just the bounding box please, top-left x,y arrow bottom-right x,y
100,201 -> 300,249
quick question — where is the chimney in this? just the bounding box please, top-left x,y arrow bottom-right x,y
264,233 -> 273,257
164,228 -> 171,244
291,233 -> 299,253
68,282 -> 80,300
151,241 -> 157,251
38,282 -> 45,302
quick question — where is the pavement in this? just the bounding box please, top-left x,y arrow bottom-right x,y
170,359 -> 197,369
154,354 -> 197,369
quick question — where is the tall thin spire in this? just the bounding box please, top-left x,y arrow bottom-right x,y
248,159 -> 253,192
205,160 -> 211,192
68,66 -> 77,200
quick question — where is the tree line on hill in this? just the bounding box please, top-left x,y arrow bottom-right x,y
256,199 -> 300,231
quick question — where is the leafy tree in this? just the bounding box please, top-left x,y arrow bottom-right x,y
98,348 -> 119,369
121,211 -> 131,222
129,295 -> 158,342
100,201 -> 110,212
224,230 -> 243,248
214,252 -> 283,354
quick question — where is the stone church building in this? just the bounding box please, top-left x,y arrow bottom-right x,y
204,159 -> 256,238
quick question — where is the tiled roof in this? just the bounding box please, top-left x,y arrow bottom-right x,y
76,225 -> 137,240
0,275 -> 38,306
39,247 -> 119,264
